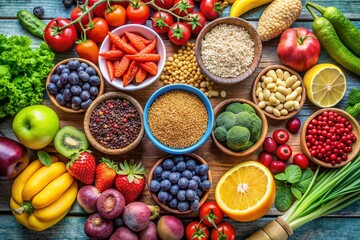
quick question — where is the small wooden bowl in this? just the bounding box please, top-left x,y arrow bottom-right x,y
148,153 -> 212,214
252,65 -> 306,121
300,108 -> 360,168
46,58 -> 104,113
83,92 -> 144,155
195,17 -> 262,85
211,98 -> 268,157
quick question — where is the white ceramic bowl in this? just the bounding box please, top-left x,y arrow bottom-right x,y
99,24 -> 166,91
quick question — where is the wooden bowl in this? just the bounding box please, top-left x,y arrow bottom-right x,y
300,108 -> 360,168
83,92 -> 144,155
211,98 -> 268,157
148,153 -> 212,214
252,65 -> 306,121
46,58 -> 104,113
195,17 -> 262,85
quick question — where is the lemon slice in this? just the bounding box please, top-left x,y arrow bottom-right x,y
215,161 -> 275,222
304,63 -> 346,108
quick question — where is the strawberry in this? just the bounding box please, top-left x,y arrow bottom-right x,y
115,159 -> 146,204
66,151 -> 96,184
95,157 -> 119,192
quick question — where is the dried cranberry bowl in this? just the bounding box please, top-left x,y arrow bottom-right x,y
300,108 -> 360,168
83,92 -> 144,155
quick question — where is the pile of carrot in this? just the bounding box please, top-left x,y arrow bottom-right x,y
100,31 -> 160,87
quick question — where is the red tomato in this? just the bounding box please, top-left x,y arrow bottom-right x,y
173,0 -> 194,17
75,39 -> 99,64
105,4 -> 127,27
186,12 -> 206,35
200,0 -> 225,21
126,1 -> 150,24
89,0 -> 108,17
277,28 -> 321,72
70,5 -> 93,33
44,18 -> 78,52
186,222 -> 209,240
210,222 -> 236,240
86,17 -> 109,43
151,11 -> 174,34
199,201 -> 224,227
144,0 -> 173,9
168,22 -> 191,46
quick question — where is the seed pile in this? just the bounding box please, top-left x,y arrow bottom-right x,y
148,90 -> 208,148
201,24 -> 254,78
89,99 -> 141,149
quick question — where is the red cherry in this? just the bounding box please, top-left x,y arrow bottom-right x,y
286,118 -> 301,133
272,129 -> 290,145
276,144 -> 292,161
262,137 -> 277,154
258,152 -> 273,168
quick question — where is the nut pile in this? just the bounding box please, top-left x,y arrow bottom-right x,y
255,68 -> 303,117
160,43 -> 226,98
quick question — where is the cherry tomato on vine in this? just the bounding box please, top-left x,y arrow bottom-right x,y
104,4 -> 127,27
186,222 -> 209,240
186,11 -> 206,35
75,39 -> 99,64
199,201 -> 224,227
89,0 -> 108,17
86,17 -> 109,43
44,18 -> 77,52
151,11 -> 174,34
168,22 -> 191,46
126,1 -> 150,24
200,0 -> 226,21
70,5 -> 92,33
173,0 -> 194,17
144,0 -> 173,9
210,222 -> 236,240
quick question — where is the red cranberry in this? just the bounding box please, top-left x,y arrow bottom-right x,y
286,118 -> 301,133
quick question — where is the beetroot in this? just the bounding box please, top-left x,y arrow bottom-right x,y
110,226 -> 138,240
97,189 -> 125,219
157,215 -> 184,240
138,221 -> 157,240
123,202 -> 159,232
84,213 -> 113,239
77,185 -> 101,213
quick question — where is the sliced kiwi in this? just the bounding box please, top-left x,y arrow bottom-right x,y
54,126 -> 89,158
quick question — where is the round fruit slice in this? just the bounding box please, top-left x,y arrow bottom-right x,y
215,161 -> 275,222
54,126 -> 89,158
304,63 -> 346,108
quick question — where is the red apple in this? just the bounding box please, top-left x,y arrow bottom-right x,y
277,28 -> 321,72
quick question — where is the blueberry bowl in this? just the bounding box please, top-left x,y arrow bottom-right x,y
46,58 -> 104,113
148,153 -> 212,214
143,84 -> 214,154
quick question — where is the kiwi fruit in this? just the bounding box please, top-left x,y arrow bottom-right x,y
54,126 -> 89,158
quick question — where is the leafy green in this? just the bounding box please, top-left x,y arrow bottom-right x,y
0,34 -> 54,118
293,168 -> 313,193
276,186 -> 292,212
285,165 -> 302,184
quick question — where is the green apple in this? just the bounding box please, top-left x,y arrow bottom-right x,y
12,105 -> 60,149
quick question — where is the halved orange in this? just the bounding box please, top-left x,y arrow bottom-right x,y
215,161 -> 276,222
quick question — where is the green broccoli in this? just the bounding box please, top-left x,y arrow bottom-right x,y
226,102 -> 244,114
216,111 -> 236,130
226,126 -> 250,151
250,113 -> 262,142
238,141 -> 254,151
214,126 -> 227,142
346,104 -> 360,118
235,112 -> 253,130
345,89 -> 360,118
241,103 -> 256,114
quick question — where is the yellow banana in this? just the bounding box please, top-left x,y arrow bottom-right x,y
22,161 -> 66,201
230,0 -> 273,17
28,211 -> 69,232
33,180 -> 78,222
32,172 -> 74,209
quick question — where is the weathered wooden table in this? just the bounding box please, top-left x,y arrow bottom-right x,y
1,0 -> 360,239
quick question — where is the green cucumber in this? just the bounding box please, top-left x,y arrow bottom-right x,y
17,10 -> 46,38
307,2 -> 360,56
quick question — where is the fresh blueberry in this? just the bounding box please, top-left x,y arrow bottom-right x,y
67,59 -> 80,70
182,170 -> 192,180
192,176 -> 201,185
157,191 -> 168,203
82,82 -> 91,91
190,199 -> 200,211
187,180 -> 198,190
81,99 -> 92,109
55,94 -> 66,106
50,74 -> 61,83
89,75 -> 100,86
196,189 -> 203,197
160,179 -> 171,191
60,88 -> 65,94
194,195 -> 200,201
47,83 -> 58,95
198,164 -> 209,176
78,81 -> 83,87
153,166 -> 163,177
61,68 -> 71,74
71,103 -> 81,110
177,201 -> 189,212
80,90 -> 90,101
168,198 -> 178,209
163,159 -> 174,170
55,79 -> 63,88
60,72 -> 69,82
169,185 -> 179,196
186,159 -> 196,171
63,89 -> 72,101
167,194 -> 173,202
177,190 -> 186,201
176,162 -> 186,172
169,172 -> 180,184
78,71 -> 90,82
80,62 -> 88,69
89,86 -> 99,96
71,96 -> 82,106
200,175 -> 208,181
201,180 -> 211,191
161,170 -> 171,180
175,172 -> 181,179
173,155 -> 184,164
69,72 -> 79,85
178,177 -> 188,189
65,102 -> 71,108
85,66 -> 96,76
153,176 -> 162,182
56,64 -> 66,74
71,85 -> 82,96
149,180 -> 161,192
185,189 -> 196,201
171,166 -> 177,172
64,83 -> 71,89
77,66 -> 85,72
195,165 -> 200,175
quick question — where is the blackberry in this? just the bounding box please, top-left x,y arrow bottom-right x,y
33,6 -> 44,18
63,0 -> 74,8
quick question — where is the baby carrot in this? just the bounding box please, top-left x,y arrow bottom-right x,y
108,32 -> 137,54
99,50 -> 124,59
139,62 -> 158,75
139,38 -> 157,54
123,61 -> 139,87
106,60 -> 115,81
125,31 -> 147,51
114,60 -> 121,78
135,67 -> 147,83
116,56 -> 131,77
126,53 -> 160,61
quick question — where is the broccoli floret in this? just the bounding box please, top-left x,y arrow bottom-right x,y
346,103 -> 360,118
241,103 -> 256,114
226,126 -> 250,151
226,102 -> 244,114
346,88 -> 360,108
214,126 -> 227,142
235,112 -> 253,130
250,113 -> 262,142
238,141 -> 254,151
216,111 -> 236,130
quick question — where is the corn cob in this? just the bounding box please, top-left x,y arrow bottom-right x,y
258,0 -> 302,42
